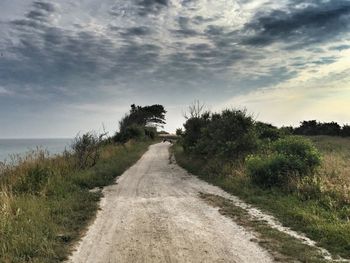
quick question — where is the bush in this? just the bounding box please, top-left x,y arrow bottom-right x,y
72,132 -> 106,169
114,124 -> 145,143
194,109 -> 257,159
246,137 -> 321,188
182,113 -> 210,152
255,122 -> 281,141
273,136 -> 321,171
341,125 -> 350,137
145,127 -> 157,140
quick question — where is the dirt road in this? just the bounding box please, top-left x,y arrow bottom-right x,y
68,143 -> 274,263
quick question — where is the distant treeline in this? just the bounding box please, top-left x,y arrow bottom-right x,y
289,120 -> 350,137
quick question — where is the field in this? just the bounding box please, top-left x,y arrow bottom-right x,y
173,135 -> 350,259
307,135 -> 350,200
0,140 -> 152,263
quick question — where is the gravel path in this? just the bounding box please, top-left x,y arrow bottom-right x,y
68,142 -> 274,263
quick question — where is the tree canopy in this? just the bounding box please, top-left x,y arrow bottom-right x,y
115,104 -> 166,143
119,104 -> 166,131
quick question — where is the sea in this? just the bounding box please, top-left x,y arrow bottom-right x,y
0,138 -> 73,163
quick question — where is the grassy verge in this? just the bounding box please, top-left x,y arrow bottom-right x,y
200,193 -> 327,262
173,143 -> 350,260
0,140 -> 152,263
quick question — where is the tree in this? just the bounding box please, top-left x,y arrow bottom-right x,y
341,125 -> 350,137
294,120 -> 341,136
115,104 -> 166,143
121,104 -> 166,129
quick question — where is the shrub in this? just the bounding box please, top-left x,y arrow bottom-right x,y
114,124 -> 145,143
145,127 -> 157,140
273,136 -> 321,172
255,122 -> 281,141
341,125 -> 350,137
182,113 -> 210,152
195,109 -> 258,159
246,137 -> 321,188
72,132 -> 106,169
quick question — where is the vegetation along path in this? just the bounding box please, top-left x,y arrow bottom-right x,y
68,142 -> 275,263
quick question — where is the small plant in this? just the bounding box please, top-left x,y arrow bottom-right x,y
72,132 -> 107,169
246,137 -> 321,188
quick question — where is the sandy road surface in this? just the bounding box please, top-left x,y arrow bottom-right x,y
68,143 -> 274,263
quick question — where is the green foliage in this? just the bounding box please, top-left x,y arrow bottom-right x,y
13,166 -> 52,195
255,122 -> 281,141
341,124 -> 350,137
175,128 -> 183,136
182,109 -> 257,159
72,132 -> 106,169
195,110 -> 258,159
294,120 -> 342,136
273,136 -> 321,171
279,126 -> 294,136
115,124 -> 145,143
246,137 -> 321,188
115,104 -> 166,143
182,113 -> 210,152
145,127 -> 157,140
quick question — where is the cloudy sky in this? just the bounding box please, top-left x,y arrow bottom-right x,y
0,0 -> 349,138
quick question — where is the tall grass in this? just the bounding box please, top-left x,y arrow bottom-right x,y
0,140 -> 152,262
307,136 -> 350,205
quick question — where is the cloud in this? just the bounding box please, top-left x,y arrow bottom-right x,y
1,0 -> 350,137
218,67 -> 350,127
0,86 -> 11,95
329,44 -> 350,51
136,0 -> 168,16
242,1 -> 350,47
32,1 -> 55,13
121,26 -> 152,36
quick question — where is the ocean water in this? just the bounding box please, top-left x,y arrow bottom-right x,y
0,138 -> 73,162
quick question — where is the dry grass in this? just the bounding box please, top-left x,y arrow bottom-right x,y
307,136 -> 350,205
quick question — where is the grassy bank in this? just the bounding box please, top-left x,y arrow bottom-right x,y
0,140 -> 152,263
173,137 -> 350,259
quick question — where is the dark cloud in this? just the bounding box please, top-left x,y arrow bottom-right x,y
32,1 -> 55,13
329,44 -> 350,51
243,1 -> 350,47
121,26 -> 152,36
171,16 -> 201,37
26,10 -> 47,21
136,0 -> 168,15
25,1 -> 55,22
